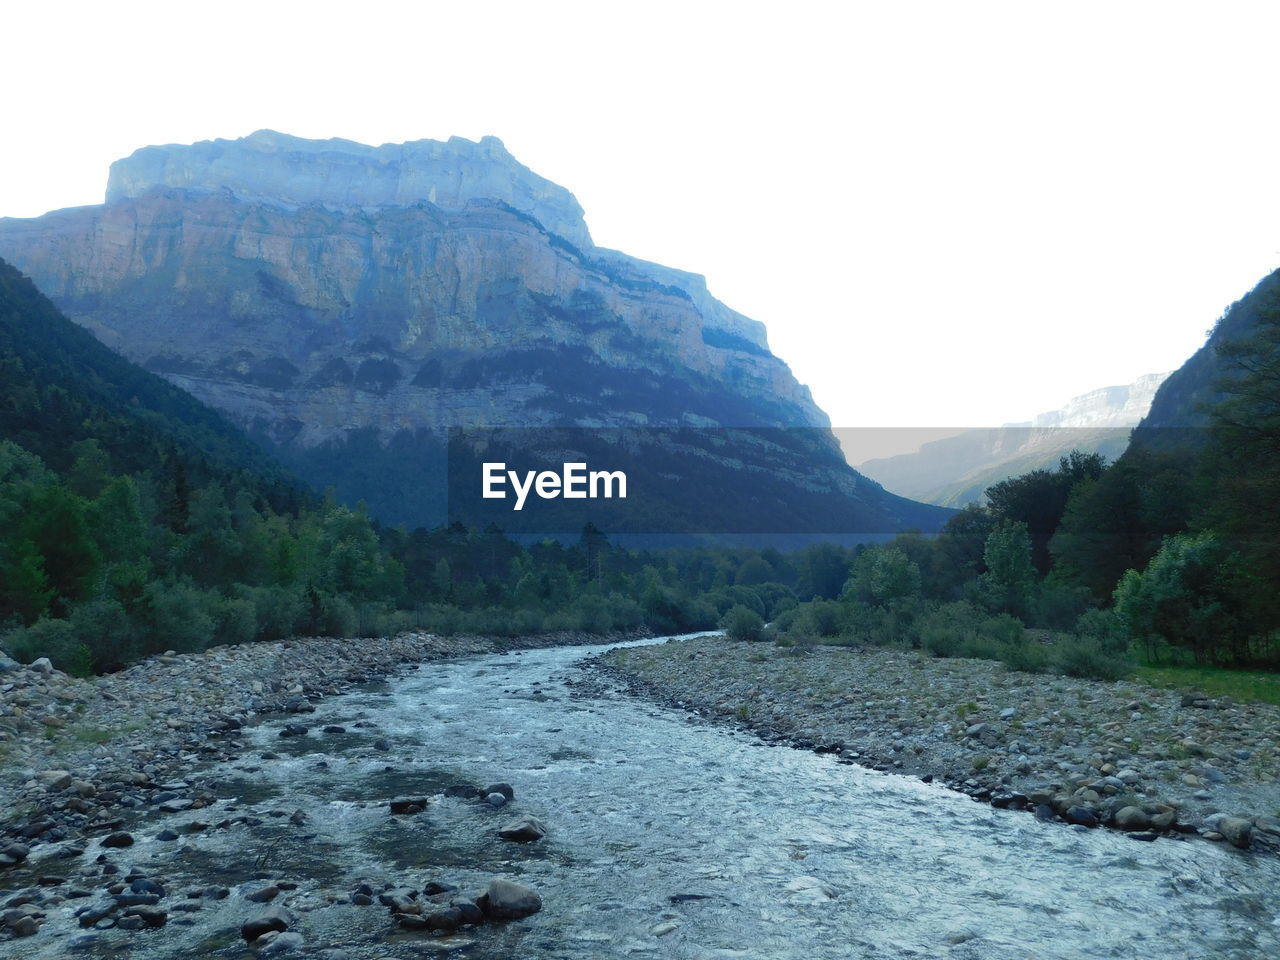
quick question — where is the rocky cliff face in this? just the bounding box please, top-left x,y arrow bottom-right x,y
856,373 -> 1169,507
0,131 -> 945,534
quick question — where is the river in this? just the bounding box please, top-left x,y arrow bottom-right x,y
7,635 -> 1279,959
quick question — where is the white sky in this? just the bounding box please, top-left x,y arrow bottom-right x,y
4,1 -> 1279,446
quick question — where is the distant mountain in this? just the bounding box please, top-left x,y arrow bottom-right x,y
856,373 -> 1169,507
0,130 -> 948,536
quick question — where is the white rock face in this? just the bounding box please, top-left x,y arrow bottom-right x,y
1025,372 -> 1169,430
106,129 -> 594,251
856,372 -> 1172,506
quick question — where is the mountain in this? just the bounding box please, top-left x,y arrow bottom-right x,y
0,130 -> 947,536
855,372 -> 1169,506
1135,268 -> 1280,437
0,256 -> 301,506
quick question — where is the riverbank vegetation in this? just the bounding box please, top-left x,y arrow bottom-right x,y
2,256 -> 1279,691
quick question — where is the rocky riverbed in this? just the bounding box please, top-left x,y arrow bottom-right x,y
0,629 -> 641,953
593,635 -> 1280,852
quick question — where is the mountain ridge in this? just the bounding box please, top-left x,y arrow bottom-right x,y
0,131 -> 946,535
856,372 -> 1169,506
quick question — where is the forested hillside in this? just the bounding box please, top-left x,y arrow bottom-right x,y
764,269 -> 1280,674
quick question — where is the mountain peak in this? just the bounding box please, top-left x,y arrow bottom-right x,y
105,130 -> 593,250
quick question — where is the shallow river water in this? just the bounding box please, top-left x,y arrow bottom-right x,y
8,635 -> 1280,959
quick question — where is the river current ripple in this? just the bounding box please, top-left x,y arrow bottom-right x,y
11,635 -> 1280,959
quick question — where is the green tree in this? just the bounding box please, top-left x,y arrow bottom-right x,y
978,520 -> 1035,617
1113,532 -> 1254,666
843,545 -> 921,605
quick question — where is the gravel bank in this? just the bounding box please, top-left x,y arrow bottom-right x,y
0,628 -> 643,949
593,635 -> 1280,853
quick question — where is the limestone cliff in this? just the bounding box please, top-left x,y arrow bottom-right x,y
0,131 -> 946,534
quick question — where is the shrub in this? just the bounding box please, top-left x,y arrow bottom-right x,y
721,604 -> 765,642
6,617 -> 92,676
920,601 -> 981,657
1054,636 -> 1131,681
142,579 -> 215,654
68,599 -> 137,670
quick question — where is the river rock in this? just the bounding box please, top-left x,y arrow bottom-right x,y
30,657 -> 54,674
124,905 -> 168,927
0,842 -> 30,866
389,797 -> 428,815
247,885 -> 280,903
422,906 -> 463,930
1217,817 -> 1253,849
479,878 -> 542,919
242,905 -> 293,941
450,897 -> 484,925
9,914 -> 40,937
486,792 -> 508,808
1064,806 -> 1099,828
497,815 -> 547,842
444,783 -> 482,799
485,782 -> 515,800
100,832 -> 134,848
1113,806 -> 1150,831
35,769 -> 73,790
259,931 -> 306,955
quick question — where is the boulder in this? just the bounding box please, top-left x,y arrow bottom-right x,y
1218,817 -> 1253,850
479,878 -> 542,919
241,905 -> 292,942
389,797 -> 428,815
422,906 -> 463,931
1064,806 -> 1099,828
484,783 -> 515,801
497,815 -> 547,842
1112,806 -> 1150,831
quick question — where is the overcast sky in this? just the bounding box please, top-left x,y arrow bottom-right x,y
4,1 -> 1279,443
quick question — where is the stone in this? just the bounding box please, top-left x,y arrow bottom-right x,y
1064,806 -> 1098,828
0,841 -> 31,865
480,878 -> 542,919
450,897 -> 483,925
1218,817 -> 1253,850
486,792 -> 508,808
484,783 -> 516,801
279,724 -> 308,738
497,815 -> 547,841
247,885 -> 279,903
389,797 -> 428,815
124,905 -> 168,927
36,769 -> 73,790
422,906 -> 463,931
10,914 -> 40,936
259,932 -> 306,955
1113,806 -> 1150,831
30,657 -> 54,674
77,899 -> 118,926
242,905 -> 292,942
100,832 -> 134,848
